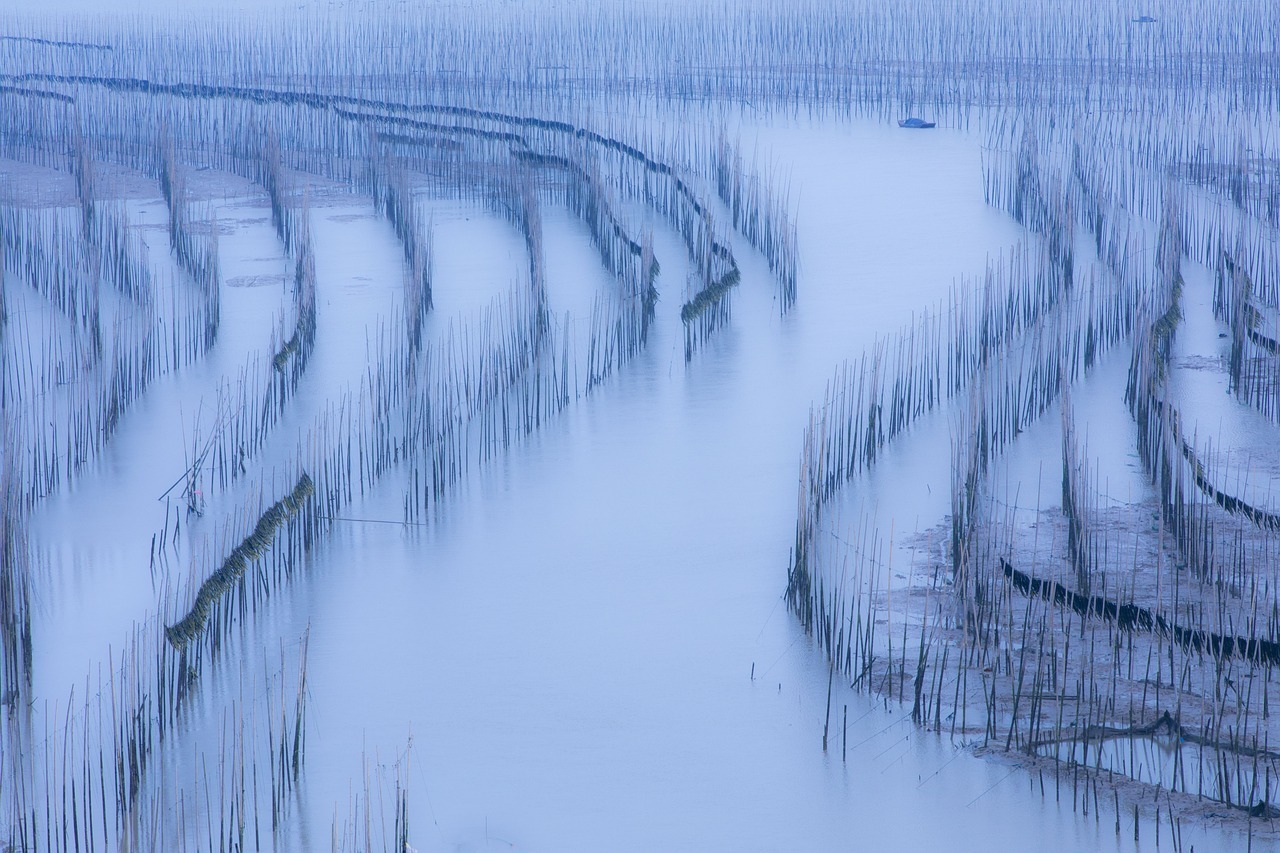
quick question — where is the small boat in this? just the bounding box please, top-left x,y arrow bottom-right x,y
1133,15 -> 1157,23
898,118 -> 936,129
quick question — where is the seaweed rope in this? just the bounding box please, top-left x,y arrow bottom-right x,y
165,472 -> 314,649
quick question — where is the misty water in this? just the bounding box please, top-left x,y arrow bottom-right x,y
11,112 -> 1246,851
6,2 -> 1280,851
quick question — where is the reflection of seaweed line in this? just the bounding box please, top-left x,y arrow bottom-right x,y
165,473 -> 315,649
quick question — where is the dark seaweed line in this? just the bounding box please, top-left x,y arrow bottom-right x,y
341,107 -> 735,325
13,70 -> 754,362
680,265 -> 741,324
0,83 -> 74,103
0,35 -> 113,51
165,472 -> 315,650
510,149 -> 646,257
1247,325 -> 1280,355
4,72 -> 724,223
9,72 -> 749,286
1162,400 -> 1280,532
1001,559 -> 1280,666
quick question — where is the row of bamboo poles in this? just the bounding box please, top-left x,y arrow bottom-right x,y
793,97 -> 1280,836
0,31 -> 804,847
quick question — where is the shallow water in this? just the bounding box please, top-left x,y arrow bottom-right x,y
10,103 -> 1254,853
